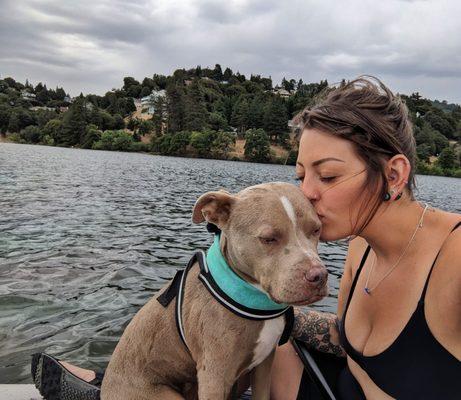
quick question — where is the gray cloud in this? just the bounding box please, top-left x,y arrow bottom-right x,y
1,0 -> 460,102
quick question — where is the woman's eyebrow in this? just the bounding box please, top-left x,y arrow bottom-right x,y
312,157 -> 345,167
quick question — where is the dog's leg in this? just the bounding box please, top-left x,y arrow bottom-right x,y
153,385 -> 186,400
197,368 -> 234,400
250,349 -> 275,400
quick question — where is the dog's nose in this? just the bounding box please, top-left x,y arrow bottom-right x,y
304,265 -> 328,285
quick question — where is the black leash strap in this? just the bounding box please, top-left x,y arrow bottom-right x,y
278,306 -> 294,346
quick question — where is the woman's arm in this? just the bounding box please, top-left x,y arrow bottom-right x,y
292,237 -> 368,357
292,308 -> 345,357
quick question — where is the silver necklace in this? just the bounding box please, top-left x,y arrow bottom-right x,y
364,203 -> 430,295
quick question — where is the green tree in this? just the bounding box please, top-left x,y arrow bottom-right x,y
231,97 -> 249,133
7,109 -> 35,132
209,112 -> 229,131
190,130 -> 218,157
211,131 -> 235,158
248,96 -> 265,129
81,124 -> 101,149
213,64 -> 223,81
244,128 -> 270,162
60,97 -> 87,146
416,143 -> 432,162
166,83 -> 185,133
437,147 -> 457,169
93,130 -> 134,151
424,110 -> 456,139
0,104 -> 11,133
156,131 -> 191,155
112,114 -> 125,130
140,86 -> 152,98
35,109 -> 57,128
263,97 -> 288,142
184,80 -> 208,131
43,119 -> 63,143
36,86 -> 50,104
138,120 -> 155,135
223,67 -> 233,81
152,95 -> 167,135
20,125 -> 42,143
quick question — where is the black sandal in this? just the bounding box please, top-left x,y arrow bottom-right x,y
31,353 -> 101,400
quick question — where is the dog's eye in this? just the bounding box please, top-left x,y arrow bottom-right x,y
259,237 -> 277,245
313,228 -> 321,235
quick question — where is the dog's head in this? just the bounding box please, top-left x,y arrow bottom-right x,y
192,182 -> 328,306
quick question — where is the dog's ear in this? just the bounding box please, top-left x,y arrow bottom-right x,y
192,190 -> 236,227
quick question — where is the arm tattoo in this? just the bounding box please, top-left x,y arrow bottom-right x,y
291,308 -> 346,357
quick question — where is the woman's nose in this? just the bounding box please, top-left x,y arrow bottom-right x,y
299,179 -> 320,202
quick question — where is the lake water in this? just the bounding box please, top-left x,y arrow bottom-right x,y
0,143 -> 460,383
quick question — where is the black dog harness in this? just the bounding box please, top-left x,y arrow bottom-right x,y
157,243 -> 294,352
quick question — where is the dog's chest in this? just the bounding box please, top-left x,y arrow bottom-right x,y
248,316 -> 285,370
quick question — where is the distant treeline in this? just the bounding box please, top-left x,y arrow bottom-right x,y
0,65 -> 460,175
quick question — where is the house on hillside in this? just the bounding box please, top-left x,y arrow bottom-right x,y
140,89 -> 166,114
21,90 -> 36,100
29,106 -> 55,111
272,87 -> 292,98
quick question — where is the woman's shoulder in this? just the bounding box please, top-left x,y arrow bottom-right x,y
432,210 -> 461,268
425,210 -> 461,336
344,236 -> 370,277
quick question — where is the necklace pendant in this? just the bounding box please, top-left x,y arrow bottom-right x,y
364,287 -> 371,295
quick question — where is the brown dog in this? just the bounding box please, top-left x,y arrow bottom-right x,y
101,182 -> 328,400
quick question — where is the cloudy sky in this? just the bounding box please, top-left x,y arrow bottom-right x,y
1,0 -> 460,103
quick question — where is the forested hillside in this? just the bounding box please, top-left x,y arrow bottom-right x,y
1,65 -> 459,176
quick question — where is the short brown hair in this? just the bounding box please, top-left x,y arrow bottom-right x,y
293,76 -> 416,234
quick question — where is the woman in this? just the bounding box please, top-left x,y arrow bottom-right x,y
32,77 -> 460,399
271,76 -> 461,399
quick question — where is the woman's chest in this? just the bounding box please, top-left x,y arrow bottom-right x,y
344,262 -> 430,356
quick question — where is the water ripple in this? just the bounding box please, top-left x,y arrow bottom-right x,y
0,143 -> 460,383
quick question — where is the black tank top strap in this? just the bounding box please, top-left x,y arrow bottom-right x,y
344,245 -> 371,313
420,220 -> 461,301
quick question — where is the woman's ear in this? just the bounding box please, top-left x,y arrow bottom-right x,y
384,155 -> 411,200
192,190 -> 236,228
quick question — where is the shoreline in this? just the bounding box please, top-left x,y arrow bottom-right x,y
2,141 -> 460,178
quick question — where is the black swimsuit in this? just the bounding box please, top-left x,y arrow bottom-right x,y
338,222 -> 461,399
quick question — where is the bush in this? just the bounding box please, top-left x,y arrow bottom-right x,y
20,125 -> 42,143
244,128 -> 270,163
210,131 -> 235,158
190,130 -> 218,157
7,132 -> 24,143
130,141 -> 150,152
41,135 -> 54,146
155,131 -> 191,156
437,146 -> 457,170
81,124 -> 101,149
92,130 -> 134,151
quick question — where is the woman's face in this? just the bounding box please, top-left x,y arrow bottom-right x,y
296,128 -> 371,241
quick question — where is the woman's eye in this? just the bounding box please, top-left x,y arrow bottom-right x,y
320,176 -> 337,183
259,237 -> 277,245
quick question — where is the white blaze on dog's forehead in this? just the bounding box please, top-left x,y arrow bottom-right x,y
248,316 -> 285,371
280,196 -> 296,228
280,195 -> 320,261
